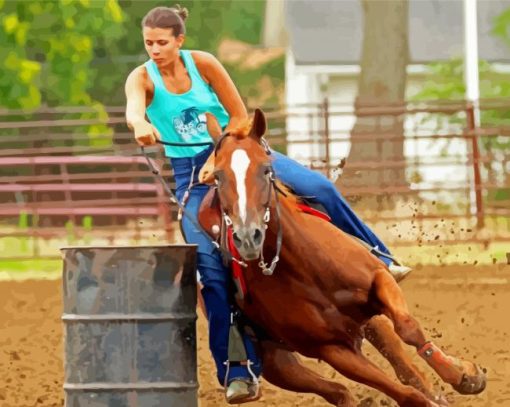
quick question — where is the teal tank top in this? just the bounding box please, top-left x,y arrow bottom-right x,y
144,50 -> 230,157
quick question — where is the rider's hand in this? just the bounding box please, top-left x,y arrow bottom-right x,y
133,120 -> 161,146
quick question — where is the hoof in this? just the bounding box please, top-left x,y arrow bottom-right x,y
452,365 -> 486,395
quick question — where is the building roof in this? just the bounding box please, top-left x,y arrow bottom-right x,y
284,0 -> 510,65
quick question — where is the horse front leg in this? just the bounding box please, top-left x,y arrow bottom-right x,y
260,340 -> 356,406
318,344 -> 440,407
372,268 -> 486,396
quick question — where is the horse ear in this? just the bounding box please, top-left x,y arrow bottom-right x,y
249,108 -> 266,140
205,112 -> 222,141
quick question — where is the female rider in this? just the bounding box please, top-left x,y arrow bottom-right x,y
125,5 -> 410,404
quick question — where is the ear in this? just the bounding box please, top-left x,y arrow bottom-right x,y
176,34 -> 185,48
249,108 -> 266,140
205,112 -> 223,141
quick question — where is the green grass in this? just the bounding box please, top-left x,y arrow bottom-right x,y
0,259 -> 61,281
0,223 -> 507,281
392,241 -> 509,267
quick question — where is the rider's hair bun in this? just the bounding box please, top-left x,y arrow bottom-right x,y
172,4 -> 189,22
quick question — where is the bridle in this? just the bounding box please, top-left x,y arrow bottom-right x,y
142,136 -> 283,275
213,133 -> 283,276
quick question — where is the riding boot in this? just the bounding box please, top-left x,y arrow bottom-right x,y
225,379 -> 260,404
224,312 -> 261,404
388,262 -> 412,282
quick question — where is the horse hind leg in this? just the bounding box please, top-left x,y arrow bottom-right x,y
372,267 -> 487,396
365,315 -> 448,405
318,344 -> 439,407
365,316 -> 434,394
259,340 -> 355,406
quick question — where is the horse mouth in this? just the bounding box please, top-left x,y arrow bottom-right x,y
239,249 -> 260,261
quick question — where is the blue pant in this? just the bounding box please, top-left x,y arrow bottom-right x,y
270,151 -> 392,265
171,146 -> 262,386
170,146 -> 393,386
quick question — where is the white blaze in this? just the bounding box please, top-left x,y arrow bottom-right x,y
231,149 -> 251,223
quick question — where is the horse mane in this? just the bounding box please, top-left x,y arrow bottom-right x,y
274,180 -> 305,213
229,119 -> 253,139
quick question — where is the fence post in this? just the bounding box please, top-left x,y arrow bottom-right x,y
465,103 -> 484,229
322,97 -> 331,179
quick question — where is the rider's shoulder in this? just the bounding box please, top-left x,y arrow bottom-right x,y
190,50 -> 220,69
126,65 -> 151,89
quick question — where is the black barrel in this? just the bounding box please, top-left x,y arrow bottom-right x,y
61,245 -> 198,407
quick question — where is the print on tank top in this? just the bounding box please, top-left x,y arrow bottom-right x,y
172,107 -> 207,141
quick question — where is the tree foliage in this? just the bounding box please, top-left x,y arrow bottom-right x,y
0,0 -> 126,110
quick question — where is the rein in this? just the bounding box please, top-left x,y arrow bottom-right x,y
156,139 -> 213,147
141,135 -> 283,275
140,145 -> 248,269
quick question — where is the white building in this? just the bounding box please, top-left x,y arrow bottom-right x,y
263,0 -> 510,191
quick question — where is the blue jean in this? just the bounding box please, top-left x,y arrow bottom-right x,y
170,145 -> 262,386
169,146 -> 393,385
270,151 -> 392,265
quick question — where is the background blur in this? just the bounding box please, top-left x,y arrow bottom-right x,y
1,0 -> 509,278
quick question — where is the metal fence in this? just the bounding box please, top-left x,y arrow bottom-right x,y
272,98 -> 510,247
1,99 -> 509,260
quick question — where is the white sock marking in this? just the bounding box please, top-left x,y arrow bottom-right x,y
231,149 -> 250,223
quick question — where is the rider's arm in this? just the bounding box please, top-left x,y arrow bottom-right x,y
193,51 -> 248,133
125,67 -> 147,129
125,67 -> 160,145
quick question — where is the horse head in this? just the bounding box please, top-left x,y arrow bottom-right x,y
209,109 -> 273,261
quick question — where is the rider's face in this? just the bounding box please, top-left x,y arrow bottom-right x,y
143,27 -> 184,67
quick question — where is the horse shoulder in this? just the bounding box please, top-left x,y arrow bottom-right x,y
294,213 -> 378,288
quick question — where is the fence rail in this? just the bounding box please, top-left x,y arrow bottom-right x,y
1,99 -> 509,261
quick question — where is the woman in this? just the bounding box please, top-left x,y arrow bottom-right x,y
125,5 -> 410,404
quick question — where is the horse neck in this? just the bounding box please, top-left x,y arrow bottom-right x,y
265,192 -> 309,261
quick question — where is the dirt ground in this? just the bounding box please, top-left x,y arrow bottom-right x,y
1,264 -> 509,407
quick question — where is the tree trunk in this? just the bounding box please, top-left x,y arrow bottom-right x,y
340,0 -> 409,195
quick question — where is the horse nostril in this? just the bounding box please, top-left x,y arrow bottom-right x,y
253,229 -> 262,245
232,232 -> 242,246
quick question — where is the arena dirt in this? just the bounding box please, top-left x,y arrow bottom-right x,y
1,265 -> 508,406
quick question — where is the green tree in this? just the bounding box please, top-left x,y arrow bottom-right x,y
0,0 -> 127,147
0,0 -> 125,110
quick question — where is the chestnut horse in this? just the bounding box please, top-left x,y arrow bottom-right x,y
197,110 -> 486,406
